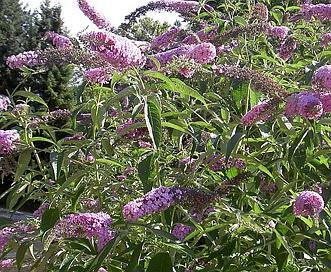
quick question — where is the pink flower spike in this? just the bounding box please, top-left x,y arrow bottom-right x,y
293,190 -> 324,219
78,0 -> 113,30
45,31 -> 73,49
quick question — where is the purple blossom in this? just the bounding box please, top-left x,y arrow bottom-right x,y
188,42 -> 216,64
241,100 -> 272,126
138,139 -> 152,148
279,37 -> 296,61
202,153 -> 245,171
269,25 -> 290,40
78,0 -> 113,30
318,92 -> 331,113
171,224 -> 195,241
300,3 -> 331,21
117,175 -> 126,180
178,157 -> 196,171
123,186 -> 176,221
151,27 -> 183,51
312,65 -> 331,91
87,154 -> 95,162
11,104 -> 29,115
260,180 -> 276,193
298,93 -> 323,119
45,31 -> 73,49
151,0 -> 214,14
268,220 -> 276,228
6,51 -> 44,69
0,259 -> 15,268
251,2 -> 269,21
309,240 -> 316,251
293,190 -> 324,219
0,130 -> 20,156
117,118 -> 148,140
319,33 -> 331,49
81,199 -> 100,210
124,167 -> 136,175
85,67 -> 113,84
285,93 -> 301,118
33,202 -> 50,219
54,212 -> 114,251
0,95 -> 10,111
82,31 -> 145,70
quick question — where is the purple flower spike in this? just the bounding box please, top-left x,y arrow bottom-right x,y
293,190 -> 324,219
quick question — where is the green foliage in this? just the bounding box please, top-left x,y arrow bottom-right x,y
1,0 -> 331,271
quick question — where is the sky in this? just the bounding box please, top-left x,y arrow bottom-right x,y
21,0 -> 180,35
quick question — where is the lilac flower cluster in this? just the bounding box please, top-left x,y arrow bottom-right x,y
269,25 -> 290,40
284,92 -> 326,119
293,190 -> 324,219
149,42 -> 216,77
0,259 -> 15,268
123,186 -> 179,221
319,33 -> 331,49
85,67 -> 113,84
260,180 -> 276,194
82,31 -> 145,70
138,139 -> 152,148
312,65 -> 331,91
50,109 -> 72,123
151,27 -> 183,51
251,2 -> 269,22
171,224 -> 195,241
78,0 -> 113,30
0,130 -> 20,156
0,221 -> 35,252
54,212 -> 114,251
279,37 -> 296,61
178,156 -> 196,171
45,31 -> 73,49
6,51 -> 44,69
117,118 -> 149,140
33,202 -> 50,219
11,104 -> 29,116
0,95 -> 10,112
202,153 -> 245,171
81,199 -> 100,211
241,100 -> 273,126
300,3 -> 331,21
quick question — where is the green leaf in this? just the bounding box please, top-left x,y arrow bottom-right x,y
31,137 -> 56,145
55,170 -> 87,197
14,150 -> 31,182
171,78 -> 207,107
41,208 -> 60,233
162,121 -> 187,133
145,99 -> 162,149
143,71 -> 175,92
138,151 -> 154,193
146,253 -> 172,272
125,242 -> 143,272
16,240 -> 31,272
95,158 -> 123,167
288,130 -> 309,162
14,90 -> 48,108
50,151 -> 64,181
225,130 -> 244,162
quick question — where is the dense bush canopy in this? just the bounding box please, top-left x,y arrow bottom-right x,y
1,0 -> 331,271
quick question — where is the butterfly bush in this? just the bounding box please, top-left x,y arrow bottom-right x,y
0,130 -> 20,156
54,212 -> 115,251
78,0 -> 113,30
0,95 -> 10,112
150,27 -> 183,51
45,31 -> 73,49
293,191 -> 324,219
300,3 -> 331,21
312,65 -> 331,91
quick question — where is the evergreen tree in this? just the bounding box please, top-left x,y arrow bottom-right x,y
0,0 -> 31,94
25,0 -> 74,111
